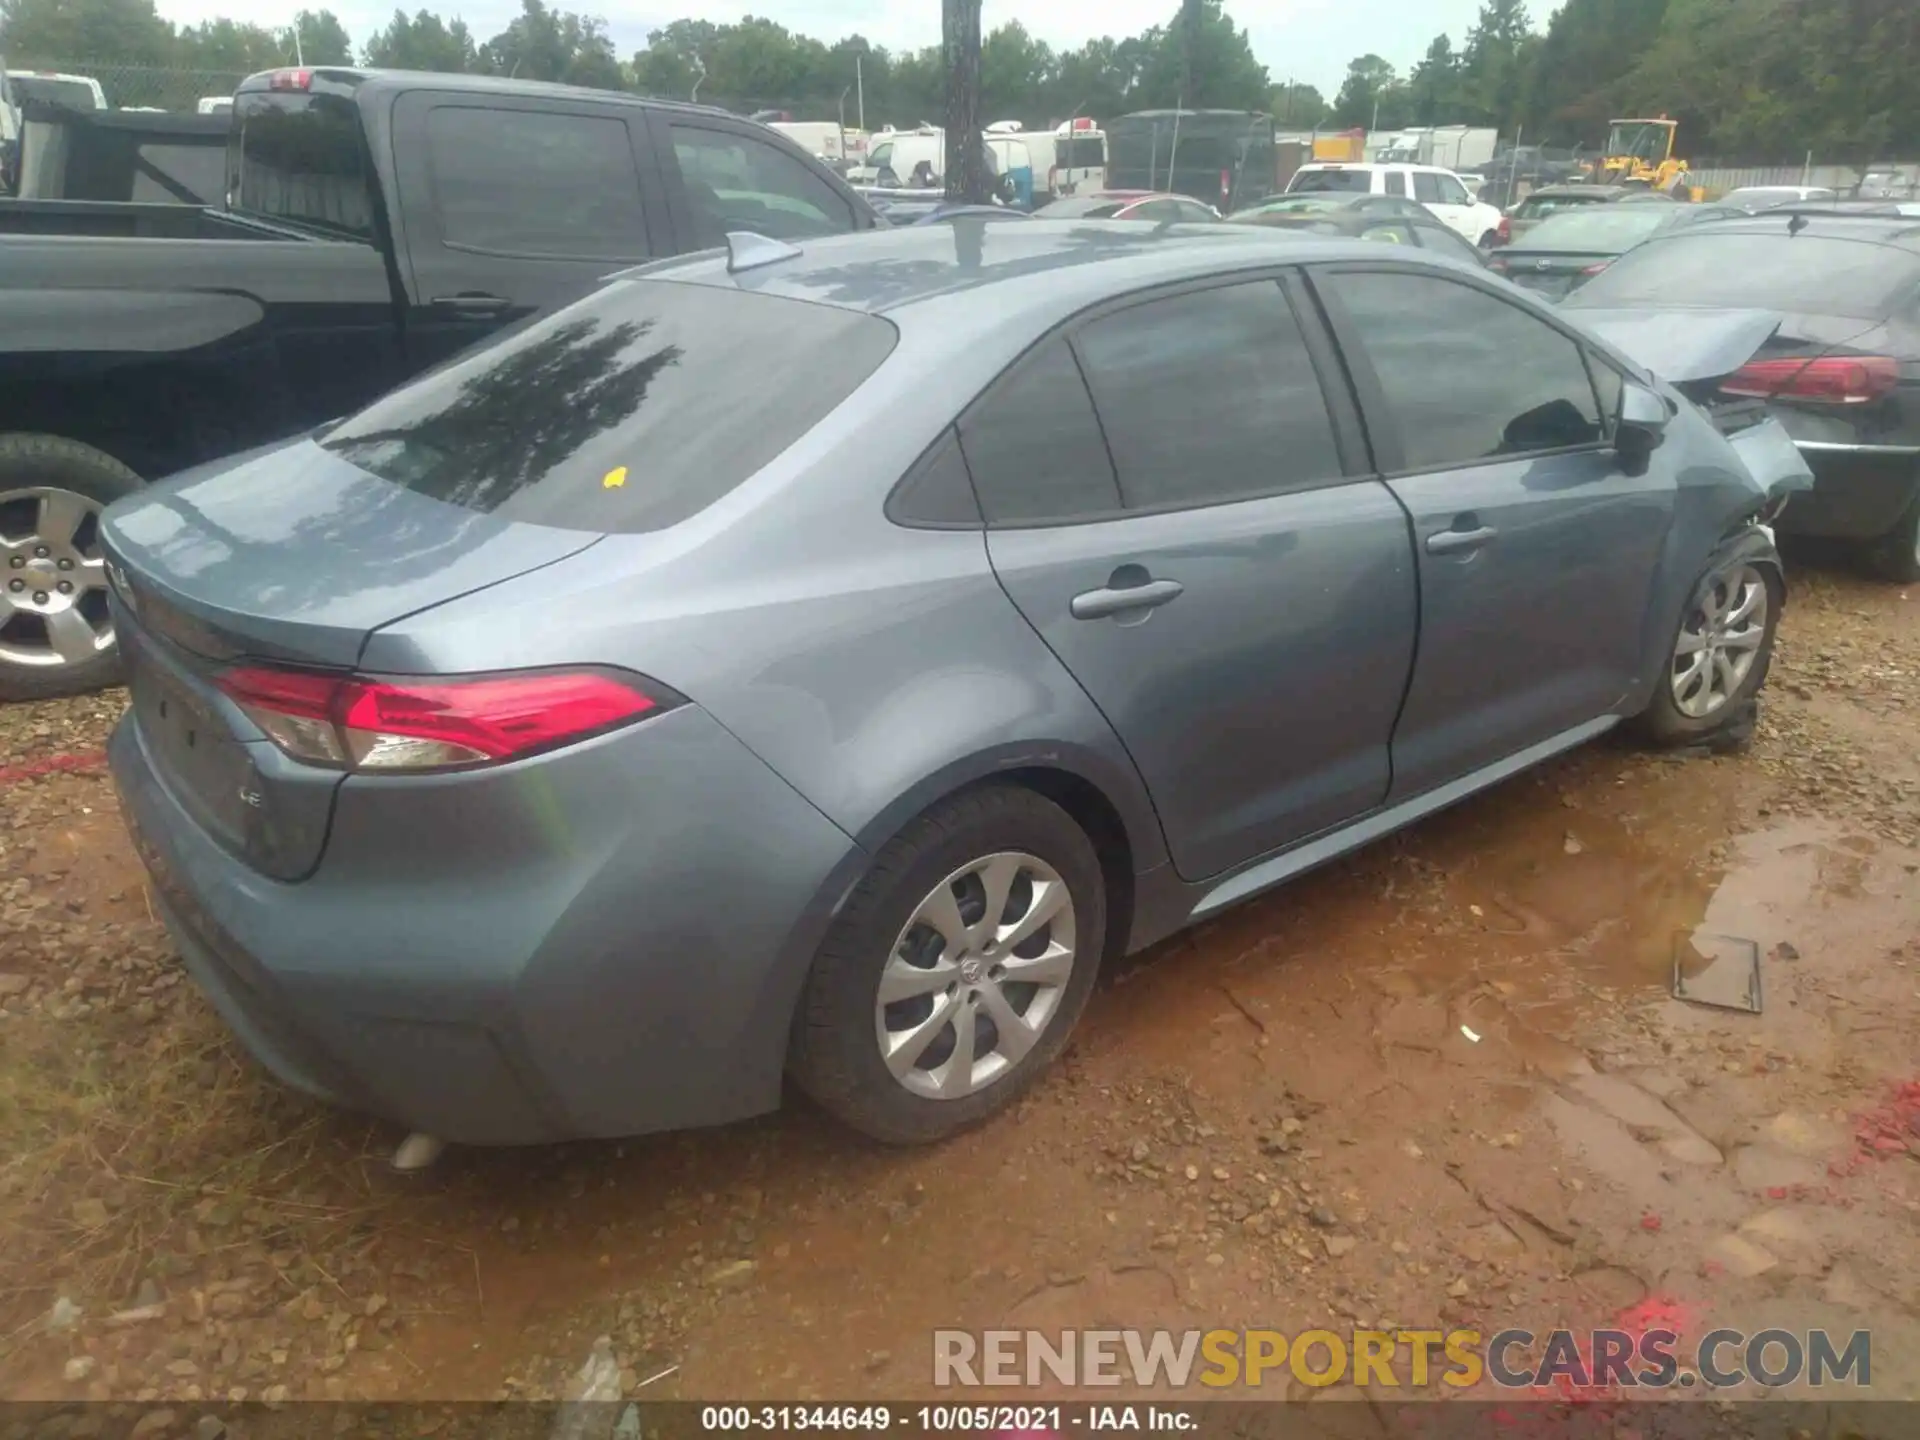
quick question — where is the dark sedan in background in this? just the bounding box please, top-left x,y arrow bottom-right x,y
1489,202 -> 1745,300
1566,212 -> 1920,580
1227,193 -> 1489,266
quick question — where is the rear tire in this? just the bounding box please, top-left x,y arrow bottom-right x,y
789,784 -> 1106,1145
1633,559 -> 1783,748
1869,486 -> 1920,584
1478,229 -> 1500,250
0,434 -> 142,702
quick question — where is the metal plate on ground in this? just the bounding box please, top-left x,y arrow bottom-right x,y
1672,930 -> 1763,1013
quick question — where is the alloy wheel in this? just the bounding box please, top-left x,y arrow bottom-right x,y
875,851 -> 1077,1101
1670,562 -> 1769,719
0,487 -> 113,671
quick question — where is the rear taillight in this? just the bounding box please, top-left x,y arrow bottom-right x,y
215,666 -> 674,773
1220,169 -> 1230,200
267,68 -> 312,91
1496,215 -> 1511,244
1580,261 -> 1611,276
1722,355 -> 1901,405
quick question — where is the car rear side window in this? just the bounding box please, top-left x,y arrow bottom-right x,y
1571,232 -> 1920,319
670,124 -> 856,245
427,106 -> 647,259
958,338 -> 1122,526
320,281 -> 895,534
1412,172 -> 1443,204
1321,269 -> 1604,471
1074,281 -> 1344,509
1384,172 -> 1407,197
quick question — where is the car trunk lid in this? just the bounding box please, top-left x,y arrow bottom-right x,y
102,437 -> 601,879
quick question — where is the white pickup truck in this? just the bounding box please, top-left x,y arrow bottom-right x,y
1287,162 -> 1506,248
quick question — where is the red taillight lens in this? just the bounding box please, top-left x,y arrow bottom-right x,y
1496,216 -> 1511,244
1722,355 -> 1901,405
216,666 -> 670,773
268,68 -> 313,91
1220,169 -> 1230,200
1580,261 -> 1611,276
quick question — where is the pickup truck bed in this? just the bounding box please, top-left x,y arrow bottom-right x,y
0,64 -> 879,699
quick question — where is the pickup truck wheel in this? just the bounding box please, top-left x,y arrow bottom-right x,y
1869,487 -> 1920,584
1632,558 -> 1783,747
0,435 -> 141,701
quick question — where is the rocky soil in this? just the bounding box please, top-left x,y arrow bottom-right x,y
1,553 -> 1916,1424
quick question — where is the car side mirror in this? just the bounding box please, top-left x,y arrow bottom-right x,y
1616,380 -> 1670,475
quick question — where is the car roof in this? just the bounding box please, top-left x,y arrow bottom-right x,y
1620,211 -> 1920,250
1298,161 -> 1452,173
1524,185 -> 1631,198
627,220 -> 1431,326
235,64 -> 740,121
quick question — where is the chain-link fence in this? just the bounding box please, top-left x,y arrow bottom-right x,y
3,60 -> 250,112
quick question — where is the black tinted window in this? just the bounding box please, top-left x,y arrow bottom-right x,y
670,124 -> 856,244
1323,270 -> 1603,470
1059,136 -> 1104,168
889,429 -> 982,527
321,281 -> 895,534
959,339 -> 1121,525
428,107 -> 646,259
1076,281 -> 1343,509
233,92 -> 375,239
1292,169 -> 1370,194
1412,172 -> 1443,204
1569,232 -> 1920,319
1384,172 -> 1407,197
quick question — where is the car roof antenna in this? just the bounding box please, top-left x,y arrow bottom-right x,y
726,231 -> 804,274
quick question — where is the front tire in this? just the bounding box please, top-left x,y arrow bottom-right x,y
1633,558 -> 1783,747
0,434 -> 142,702
789,784 -> 1106,1145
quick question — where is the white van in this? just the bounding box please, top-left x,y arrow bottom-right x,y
767,120 -> 864,166
1050,119 -> 1105,197
851,128 -> 944,188
1287,161 -> 1504,246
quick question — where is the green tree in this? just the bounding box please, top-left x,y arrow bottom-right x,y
1459,0 -> 1534,129
0,0 -> 174,64
174,18 -> 289,71
363,8 -> 477,69
630,19 -> 716,100
479,0 -> 621,89
1407,34 -> 1460,125
293,9 -> 354,64
1331,53 -> 1400,128
1269,81 -> 1327,128
980,21 -> 1052,124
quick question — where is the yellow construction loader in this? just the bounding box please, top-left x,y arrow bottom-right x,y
1586,117 -> 1703,200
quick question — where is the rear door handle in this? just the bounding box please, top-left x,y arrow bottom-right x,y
1071,578 -> 1184,620
429,293 -> 512,314
1426,525 -> 1499,556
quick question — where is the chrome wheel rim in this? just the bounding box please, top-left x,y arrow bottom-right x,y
875,851 -> 1077,1101
0,487 -> 113,670
1671,562 -> 1768,719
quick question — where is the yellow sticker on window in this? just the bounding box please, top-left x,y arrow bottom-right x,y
602,466 -> 628,489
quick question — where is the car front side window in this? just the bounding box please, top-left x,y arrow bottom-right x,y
1319,268 -> 1606,472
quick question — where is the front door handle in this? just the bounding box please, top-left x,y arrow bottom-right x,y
429,292 -> 512,314
1426,525 -> 1499,556
1071,577 -> 1184,620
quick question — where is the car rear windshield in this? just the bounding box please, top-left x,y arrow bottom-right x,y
1289,169 -> 1371,193
1515,206 -> 1674,252
231,91 -> 376,240
1037,196 -> 1127,218
1572,232 -> 1920,318
1513,193 -> 1606,219
320,280 -> 898,534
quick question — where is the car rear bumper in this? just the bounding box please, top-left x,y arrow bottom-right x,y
109,702 -> 863,1146
1778,446 -> 1920,541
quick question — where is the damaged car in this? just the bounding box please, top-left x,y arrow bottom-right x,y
100,223 -> 1808,1156
1564,211 -> 1920,580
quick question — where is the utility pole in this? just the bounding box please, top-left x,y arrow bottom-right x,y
1179,0 -> 1199,110
856,54 -> 865,132
942,0 -> 987,202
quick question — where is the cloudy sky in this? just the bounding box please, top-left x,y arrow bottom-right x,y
151,0 -> 1489,98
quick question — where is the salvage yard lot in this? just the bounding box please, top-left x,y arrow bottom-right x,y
2,560 -> 1918,1403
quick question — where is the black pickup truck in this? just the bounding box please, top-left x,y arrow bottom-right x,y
0,66 -> 881,698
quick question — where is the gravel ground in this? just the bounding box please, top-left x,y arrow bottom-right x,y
1,553 -> 1917,1419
